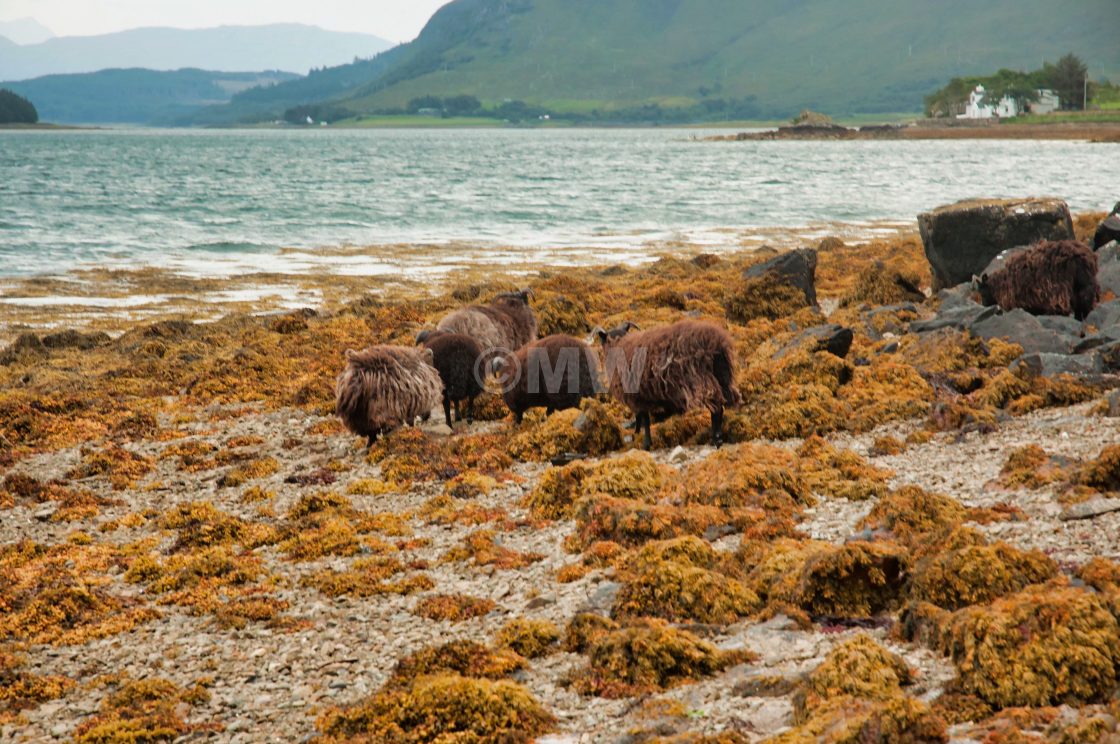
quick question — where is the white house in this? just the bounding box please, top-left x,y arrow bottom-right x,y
1030,89 -> 1061,115
957,84 -> 1021,119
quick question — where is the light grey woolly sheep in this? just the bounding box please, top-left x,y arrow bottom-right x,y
335,345 -> 442,446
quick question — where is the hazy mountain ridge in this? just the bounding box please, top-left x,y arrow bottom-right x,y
197,0 -> 1120,124
0,17 -> 54,45
1,68 -> 300,124
0,24 -> 392,81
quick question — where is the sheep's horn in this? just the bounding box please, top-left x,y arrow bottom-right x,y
415,330 -> 432,345
520,288 -> 535,301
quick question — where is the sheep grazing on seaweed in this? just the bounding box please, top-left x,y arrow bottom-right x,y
1094,202 -> 1120,250
415,330 -> 485,429
436,290 -> 538,364
974,239 -> 1100,321
335,345 -> 442,446
595,320 -> 742,450
493,334 -> 602,423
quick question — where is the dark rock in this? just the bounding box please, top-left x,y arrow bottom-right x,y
1085,299 -> 1120,333
937,284 -> 980,311
1059,497 -> 1120,521
917,197 -> 1075,290
1096,241 -> 1120,296
1035,315 -> 1085,337
970,308 -> 1073,354
690,253 -> 722,269
40,329 -> 111,350
1011,352 -> 1101,379
912,304 -> 997,334
1073,333 -> 1120,354
1097,341 -> 1120,372
979,245 -> 1032,278
774,323 -> 854,360
743,248 -> 818,306
1104,389 -> 1120,417
143,319 -> 196,339
0,332 -> 46,365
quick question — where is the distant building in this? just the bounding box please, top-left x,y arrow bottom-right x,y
1030,89 -> 1061,115
957,84 -> 1021,119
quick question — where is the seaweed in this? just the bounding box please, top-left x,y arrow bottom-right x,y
525,450 -> 671,521
855,486 -> 967,544
939,583 -> 1120,708
571,619 -> 755,698
908,536 -> 1057,610
494,618 -> 561,659
414,594 -> 497,622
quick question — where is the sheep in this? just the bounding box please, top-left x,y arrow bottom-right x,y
492,334 -> 602,423
594,320 -> 742,450
1094,202 -> 1120,250
415,329 -> 485,429
436,290 -> 538,364
335,345 -> 442,446
974,239 -> 1100,321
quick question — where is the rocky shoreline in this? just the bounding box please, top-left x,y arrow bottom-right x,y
2,208 -> 1120,742
707,121 -> 1120,142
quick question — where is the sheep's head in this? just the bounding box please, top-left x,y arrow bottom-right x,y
494,288 -> 534,308
971,274 -> 995,306
415,329 -> 435,346
593,321 -> 640,348
1112,201 -> 1120,217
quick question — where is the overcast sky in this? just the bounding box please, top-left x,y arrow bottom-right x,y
0,0 -> 449,42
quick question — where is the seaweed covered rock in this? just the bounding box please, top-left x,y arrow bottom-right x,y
997,444 -> 1073,489
673,443 -> 814,512
840,262 -> 925,307
1079,444 -> 1120,493
507,398 -> 625,462
729,249 -> 818,323
795,634 -> 916,720
788,541 -> 909,619
73,677 -> 207,744
612,556 -> 760,624
908,532 -> 1057,610
571,619 -> 754,698
855,486 -> 967,544
387,640 -> 527,690
314,674 -> 555,743
494,618 -> 561,659
770,695 -> 948,744
795,436 -> 891,501
939,584 -> 1120,708
525,450 -> 671,521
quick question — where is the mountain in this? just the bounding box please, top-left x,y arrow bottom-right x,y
1,68 -> 300,124
0,24 -> 393,81
0,17 -> 54,45
198,0 -> 1120,124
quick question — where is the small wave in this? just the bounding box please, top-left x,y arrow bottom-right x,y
185,241 -> 276,254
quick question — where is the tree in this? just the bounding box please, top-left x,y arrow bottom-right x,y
407,95 -> 443,114
1043,53 -> 1089,111
0,89 -> 39,124
443,94 -> 481,117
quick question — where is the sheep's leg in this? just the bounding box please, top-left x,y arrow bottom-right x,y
465,396 -> 475,424
514,410 -> 523,425
546,406 -> 555,416
640,411 -> 653,451
366,434 -> 378,449
443,395 -> 453,430
710,406 -> 725,448
453,400 -> 461,423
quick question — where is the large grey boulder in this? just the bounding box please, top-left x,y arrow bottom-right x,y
1094,203 -> 1120,250
969,308 -> 1074,354
1011,352 -> 1102,379
742,248 -> 818,306
1096,241 -> 1120,297
1085,299 -> 1120,333
774,323 -> 854,360
917,197 -> 1075,290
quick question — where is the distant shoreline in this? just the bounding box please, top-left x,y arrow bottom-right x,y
0,122 -> 96,131
707,121 -> 1120,143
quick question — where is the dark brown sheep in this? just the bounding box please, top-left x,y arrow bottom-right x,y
335,345 -> 442,446
436,290 -> 538,362
596,320 -> 742,450
975,239 -> 1100,321
493,334 -> 602,423
1094,202 -> 1120,250
415,330 -> 485,429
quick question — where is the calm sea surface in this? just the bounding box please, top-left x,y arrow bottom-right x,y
0,127 -> 1115,277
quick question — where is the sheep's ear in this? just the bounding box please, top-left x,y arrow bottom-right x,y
592,326 -> 608,345
970,275 -> 981,289
420,347 -> 435,364
520,288 -> 534,303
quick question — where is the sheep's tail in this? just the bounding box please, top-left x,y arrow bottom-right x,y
713,349 -> 742,407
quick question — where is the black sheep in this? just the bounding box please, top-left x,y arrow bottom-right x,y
416,330 -> 485,429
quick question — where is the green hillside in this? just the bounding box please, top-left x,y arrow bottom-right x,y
3,68 -> 299,125
198,0 -> 1120,124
